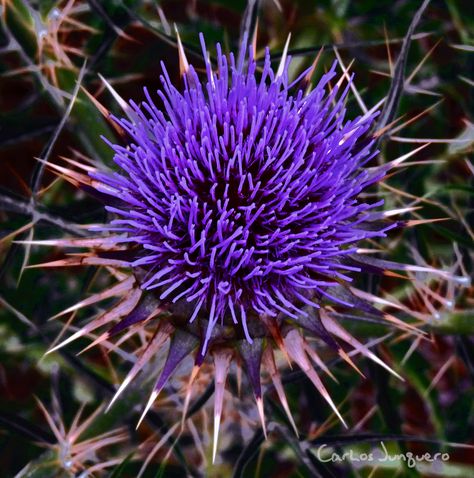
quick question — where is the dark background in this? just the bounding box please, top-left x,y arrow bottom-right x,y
0,1 -> 473,476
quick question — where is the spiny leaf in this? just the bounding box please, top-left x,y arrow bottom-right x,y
376,0 -> 432,136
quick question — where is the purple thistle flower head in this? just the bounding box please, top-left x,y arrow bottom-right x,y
41,33 -> 462,460
94,34 -> 388,354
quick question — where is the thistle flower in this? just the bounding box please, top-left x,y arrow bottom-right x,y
29,33 -> 468,461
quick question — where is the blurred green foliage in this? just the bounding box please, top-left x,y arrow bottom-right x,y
0,1 -> 473,477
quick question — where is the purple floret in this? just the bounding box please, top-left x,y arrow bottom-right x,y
93,35 -> 393,353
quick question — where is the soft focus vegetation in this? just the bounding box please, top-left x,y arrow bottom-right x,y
0,0 -> 473,476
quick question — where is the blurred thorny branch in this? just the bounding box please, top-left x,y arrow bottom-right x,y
0,0 -> 473,477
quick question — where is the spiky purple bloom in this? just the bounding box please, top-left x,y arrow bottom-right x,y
93,35 -> 391,353
41,34 -> 455,458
